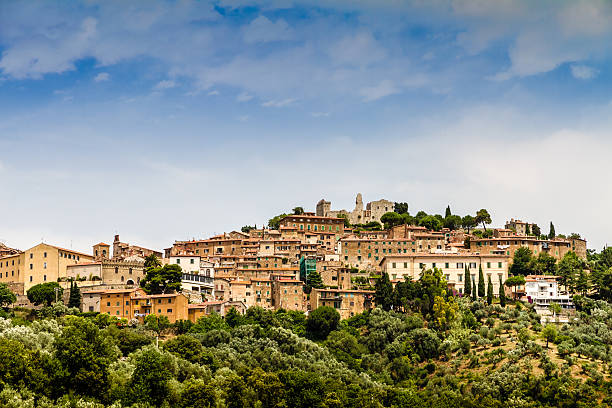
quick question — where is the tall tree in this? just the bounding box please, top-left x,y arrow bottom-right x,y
548,222 -> 556,239
471,282 -> 477,300
445,205 -> 452,218
418,215 -> 443,231
306,270 -> 324,289
477,265 -> 485,297
464,267 -> 471,297
505,275 -> 526,300
68,280 -> 82,309
531,252 -> 557,275
461,215 -> 476,233
532,224 -> 541,238
486,275 -> 493,305
394,202 -> 409,215
510,247 -> 534,276
475,209 -> 492,231
525,223 -> 531,235
292,207 -> 304,215
374,272 -> 393,311
499,276 -> 506,307
443,215 -> 461,230
380,212 -> 403,229
140,264 -> 182,294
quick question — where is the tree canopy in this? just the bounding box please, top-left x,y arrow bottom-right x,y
27,282 -> 62,306
140,264 -> 182,294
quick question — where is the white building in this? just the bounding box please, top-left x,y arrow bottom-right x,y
168,255 -> 215,297
524,275 -> 573,309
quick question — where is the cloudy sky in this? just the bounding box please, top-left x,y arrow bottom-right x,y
1,0 -> 612,253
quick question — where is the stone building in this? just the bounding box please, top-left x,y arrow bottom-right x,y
309,288 -> 374,319
272,279 -> 305,311
0,242 -> 95,294
469,236 -> 587,260
0,243 -> 21,258
113,235 -> 162,260
316,193 -> 393,225
98,288 -> 189,323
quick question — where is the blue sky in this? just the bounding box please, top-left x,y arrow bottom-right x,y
1,0 -> 612,252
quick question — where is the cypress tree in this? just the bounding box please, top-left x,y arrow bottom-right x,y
499,276 -> 506,307
549,222 -> 556,239
478,265 -> 485,297
464,267 -> 471,297
375,272 -> 394,311
445,205 -> 452,218
472,282 -> 477,301
486,275 -> 493,305
68,280 -> 82,309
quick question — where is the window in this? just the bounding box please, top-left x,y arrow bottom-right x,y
43,252 -> 47,258
30,253 -> 33,259
445,263 -> 449,268
176,259 -> 180,264
116,302 -> 120,306
498,262 -> 502,268
107,301 -> 111,306
29,264 -> 33,270
392,263 -> 396,268
43,262 -> 47,269
126,301 -> 129,306
487,262 -> 491,268
43,275 -> 46,281
459,274 -> 463,282
29,276 -> 32,282
167,309 -> 172,313
403,262 -> 408,268
457,263 -> 464,268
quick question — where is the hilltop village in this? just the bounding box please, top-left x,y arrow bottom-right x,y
0,193 -> 588,322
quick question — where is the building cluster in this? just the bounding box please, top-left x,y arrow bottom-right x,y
0,194 -> 588,322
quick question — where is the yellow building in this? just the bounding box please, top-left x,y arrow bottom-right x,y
0,243 -> 94,294
99,288 -> 189,323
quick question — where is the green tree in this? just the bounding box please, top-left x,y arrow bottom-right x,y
307,270 -> 324,289
140,264 -> 182,294
163,335 -> 206,364
144,254 -> 162,269
0,283 -> 16,308
443,215 -> 461,230
419,215 -> 443,231
225,307 -> 243,328
26,282 -> 62,306
541,324 -> 558,348
461,215 -> 476,233
510,247 -> 534,276
486,275 -> 493,305
525,223 -> 531,235
144,314 -> 171,334
576,268 -> 590,295
472,282 -> 477,300
478,265 -> 485,297
445,205 -> 452,218
548,222 -> 556,239
293,206 -> 304,215
268,213 -> 288,229
241,225 -> 255,233
68,280 -> 82,309
558,251 -> 584,292
532,252 -> 557,275
464,267 -> 471,297
532,224 -> 541,237
306,306 -> 340,340
549,302 -> 562,322
55,316 -> 118,398
381,212 -> 403,229
505,275 -> 526,300
180,379 -> 216,408
394,202 -> 409,214
374,272 -> 393,311
499,276 -> 506,307
475,209 -> 492,230
128,346 -> 170,406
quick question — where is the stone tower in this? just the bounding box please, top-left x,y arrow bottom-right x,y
354,193 -> 364,213
316,199 -> 331,216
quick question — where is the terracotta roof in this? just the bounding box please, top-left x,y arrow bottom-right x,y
94,242 -> 110,246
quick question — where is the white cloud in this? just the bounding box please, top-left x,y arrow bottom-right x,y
243,15 -> 293,43
94,72 -> 110,82
360,80 -> 399,102
236,92 -> 253,102
154,80 -> 176,90
207,90 -> 220,96
571,64 -> 599,80
261,98 -> 296,107
311,112 -> 330,117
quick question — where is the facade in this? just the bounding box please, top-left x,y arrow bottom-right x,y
469,236 -> 586,260
339,235 -> 445,271
278,214 -> 344,252
505,219 -> 534,236
309,288 -> 374,319
0,243 -> 95,294
380,253 -> 509,296
272,279 -> 305,311
316,193 -> 393,225
99,288 -> 189,323
524,275 -> 574,309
